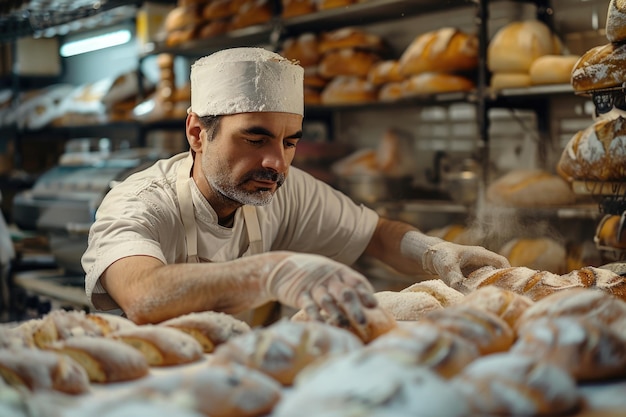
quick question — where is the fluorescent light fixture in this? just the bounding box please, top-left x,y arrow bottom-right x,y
60,29 -> 132,57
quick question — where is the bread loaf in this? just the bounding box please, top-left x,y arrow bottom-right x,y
202,0 -> 234,20
110,325 -> 204,366
512,316 -> 626,381
487,20 -> 561,73
318,27 -> 384,54
557,116 -> 626,182
606,0 -> 626,42
529,55 -> 580,85
318,49 -> 381,78
398,28 -> 479,76
571,42 -> 626,92
128,363 -> 282,417
452,353 -> 580,416
281,0 -> 316,18
316,0 -> 354,11
487,169 -> 576,207
320,76 -> 377,105
229,0 -> 273,30
159,311 -> 250,353
373,290 -> 443,321
420,305 -> 515,355
499,237 -> 567,275
377,81 -> 404,102
367,60 -> 404,86
46,336 -> 149,383
86,312 -> 137,335
490,72 -> 532,90
0,348 -> 90,394
461,265 -> 626,302
402,72 -> 475,96
211,319 -> 363,385
32,310 -> 105,348
280,33 -> 320,67
365,322 -> 480,378
595,214 -> 626,250
400,279 -> 465,306
457,286 -> 534,329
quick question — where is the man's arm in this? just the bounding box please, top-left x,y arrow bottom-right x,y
363,218 -> 426,275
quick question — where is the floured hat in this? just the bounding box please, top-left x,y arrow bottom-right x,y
189,47 -> 304,117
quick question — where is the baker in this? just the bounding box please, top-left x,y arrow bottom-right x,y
82,47 -> 509,332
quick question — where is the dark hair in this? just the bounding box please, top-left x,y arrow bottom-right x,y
199,115 -> 222,141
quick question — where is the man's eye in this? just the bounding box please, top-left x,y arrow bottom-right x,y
246,138 -> 263,145
285,141 -> 298,148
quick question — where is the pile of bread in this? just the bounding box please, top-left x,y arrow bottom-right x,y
2,262 -> 626,416
487,19 -> 579,90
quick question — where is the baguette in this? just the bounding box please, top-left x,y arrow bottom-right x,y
459,265 -> 626,302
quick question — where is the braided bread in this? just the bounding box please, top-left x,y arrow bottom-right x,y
458,266 -> 626,302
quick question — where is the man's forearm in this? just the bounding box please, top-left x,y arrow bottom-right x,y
101,252 -> 291,324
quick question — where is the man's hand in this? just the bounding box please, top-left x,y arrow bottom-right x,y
264,254 -> 378,332
400,231 -> 510,289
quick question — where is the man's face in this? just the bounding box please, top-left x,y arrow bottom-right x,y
201,112 -> 303,206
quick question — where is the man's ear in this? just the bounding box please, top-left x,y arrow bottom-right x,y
186,112 -> 203,153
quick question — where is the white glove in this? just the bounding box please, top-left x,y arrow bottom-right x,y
264,253 -> 378,329
400,231 -> 511,289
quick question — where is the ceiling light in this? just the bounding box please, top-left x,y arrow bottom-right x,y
60,29 -> 131,57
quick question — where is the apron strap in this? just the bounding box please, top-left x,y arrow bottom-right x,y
242,205 -> 263,254
175,152 -> 199,263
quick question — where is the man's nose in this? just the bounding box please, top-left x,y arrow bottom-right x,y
261,145 -> 289,173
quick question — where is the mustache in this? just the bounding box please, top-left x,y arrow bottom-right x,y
243,169 -> 285,186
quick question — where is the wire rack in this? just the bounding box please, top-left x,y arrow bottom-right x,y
0,0 -> 140,40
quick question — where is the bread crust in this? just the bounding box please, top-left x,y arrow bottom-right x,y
571,42 -> 626,92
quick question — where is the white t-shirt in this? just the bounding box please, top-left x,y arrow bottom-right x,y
82,152 -> 379,310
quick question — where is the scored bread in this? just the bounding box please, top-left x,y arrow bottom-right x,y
318,49 -> 381,79
0,348 -> 90,394
374,290 -> 443,321
571,42 -> 626,93
109,325 -> 204,366
400,279 -> 465,306
32,310 -> 105,348
212,319 -> 363,385
498,237 -> 567,275
486,169 -> 576,207
46,336 -> 149,383
159,311 -> 251,353
457,285 -> 534,329
606,0 -> 626,42
318,27 -> 384,54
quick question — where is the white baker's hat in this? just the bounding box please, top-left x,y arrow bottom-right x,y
189,47 -> 304,117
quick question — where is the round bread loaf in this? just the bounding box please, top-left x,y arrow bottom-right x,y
486,169 -> 576,207
595,214 -> 626,250
452,352 -> 580,416
529,54 -> 580,85
402,72 -> 475,96
512,315 -> 626,381
280,33 -> 320,67
318,49 -> 381,78
320,76 -> 378,104
318,27 -> 384,54
498,237 -> 567,275
398,27 -> 479,76
0,348 -> 90,394
487,20 -> 561,73
46,336 -> 149,383
128,362 -> 282,417
571,42 -> 626,92
557,116 -> 626,182
420,305 -> 515,355
457,285 -> 534,329
365,322 -> 480,378
490,72 -> 532,90
211,319 -> 363,385
159,311 -> 251,353
110,325 -> 204,366
607,0 -> 626,42
229,0 -> 273,30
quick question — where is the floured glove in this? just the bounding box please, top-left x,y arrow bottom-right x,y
264,253 -> 378,331
400,231 -> 510,290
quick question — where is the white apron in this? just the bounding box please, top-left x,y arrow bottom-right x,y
175,153 -> 279,326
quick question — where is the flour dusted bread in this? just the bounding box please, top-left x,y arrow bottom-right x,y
46,336 -> 149,383
86,312 -> 137,335
0,348 -> 90,394
212,319 -> 363,385
398,27 -> 479,76
512,315 -> 626,381
402,72 -> 475,96
367,60 -> 404,86
557,116 -> 626,182
400,279 -> 465,306
487,169 -> 576,207
571,42 -> 626,92
318,27 -> 384,54
159,311 -> 250,353
32,309 -> 105,348
128,362 -> 282,417
110,325 -> 203,366
458,286 -> 534,329
452,352 -> 580,416
461,265 -> 626,302
279,33 -> 320,67
606,0 -> 626,42
365,322 -> 480,378
318,49 -> 381,78
420,305 -> 515,355
320,76 -> 377,104
499,237 -> 567,274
